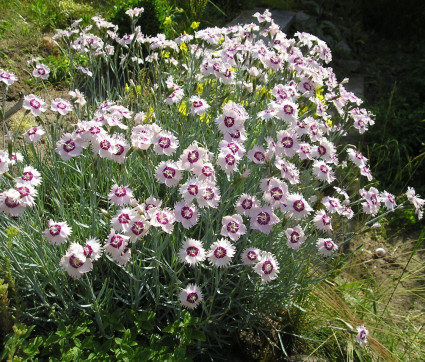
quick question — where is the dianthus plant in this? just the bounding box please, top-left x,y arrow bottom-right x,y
0,9 -> 423,349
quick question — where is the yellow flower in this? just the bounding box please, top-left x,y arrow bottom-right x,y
190,22 -> 200,30
179,103 -> 188,116
180,42 -> 188,52
161,51 -> 170,58
164,16 -> 172,26
326,119 -> 333,128
197,83 -> 204,95
315,86 -> 325,101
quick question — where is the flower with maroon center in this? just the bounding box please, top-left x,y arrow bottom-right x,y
254,252 -> 279,283
83,244 -> 93,258
221,214 -> 246,242
149,207 -> 175,234
284,193 -> 313,219
201,165 -> 213,177
235,193 -> 259,216
16,186 -> 30,197
190,96 -> 210,115
178,238 -> 206,266
0,69 -> 17,86
188,150 -> 199,163
197,183 -> 220,209
250,206 -> 279,234
155,161 -> 182,187
108,184 -> 133,206
180,283 -> 203,309
227,142 -> 239,154
131,221 -> 144,235
355,325 -> 369,347
44,220 -> 72,245
175,201 -> 199,229
313,210 -> 333,231
207,238 -> 235,267
60,243 -> 93,279
241,247 -> 261,265
254,151 -> 265,162
23,94 -> 47,116
316,238 -> 338,257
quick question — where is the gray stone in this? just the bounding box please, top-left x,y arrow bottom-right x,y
227,8 -> 295,33
336,40 -> 352,55
295,11 -> 311,26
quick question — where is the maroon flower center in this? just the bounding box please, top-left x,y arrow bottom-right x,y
69,254 -> 84,268
257,211 -> 270,225
181,206 -> 194,219
229,130 -> 241,139
1,73 -> 10,79
57,102 -> 66,110
64,140 -> 76,152
28,128 -> 37,136
270,187 -> 283,200
22,172 -> 34,181
49,224 -> 62,236
89,126 -> 101,134
204,188 -> 214,200
281,137 -> 294,148
247,250 -> 257,261
188,150 -> 199,163
188,185 -> 198,196
319,164 -> 328,174
303,82 -> 312,91
100,140 -> 111,150
16,186 -> 30,197
158,137 -> 171,149
118,213 -> 130,224
224,116 -> 235,128
115,187 -> 127,197
193,100 -> 203,108
242,199 -> 252,210
84,244 -> 93,257
227,142 -> 239,154
262,260 -> 274,274
270,56 -> 280,65
115,144 -> 125,156
156,212 -> 168,225
227,220 -> 239,233
202,166 -> 213,177
131,221 -> 145,235
329,200 -> 338,208
186,292 -> 198,304
318,145 -> 327,156
254,151 -> 265,162
30,99 -> 41,109
290,231 -> 300,243
163,166 -> 176,179
186,246 -> 199,257
225,154 -> 235,165
293,200 -> 305,212
37,68 -> 46,75
283,105 -> 294,115
214,246 -> 227,259
5,197 -> 19,208
110,235 -> 124,248
322,215 -> 331,225
324,240 -> 334,251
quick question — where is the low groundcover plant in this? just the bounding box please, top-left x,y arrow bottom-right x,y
1,8 -> 424,355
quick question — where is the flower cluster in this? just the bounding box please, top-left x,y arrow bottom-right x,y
0,9 -> 420,315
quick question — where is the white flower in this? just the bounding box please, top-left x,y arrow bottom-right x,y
253,252 -> 279,283
60,243 -> 93,279
220,214 -> 246,242
0,69 -> 18,86
23,94 -> 47,116
241,247 -> 262,265
108,185 -> 134,206
285,225 -> 306,250
355,325 -> 369,347
316,238 -> 338,256
32,64 -> 50,80
180,283 -> 203,309
43,220 -> 72,245
178,238 -> 206,266
51,98 -> 72,115
207,238 -> 235,268
283,193 -> 313,219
